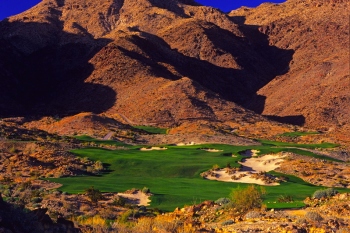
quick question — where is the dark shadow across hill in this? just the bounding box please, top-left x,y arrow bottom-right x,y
229,16 -> 305,125
264,115 -> 306,126
229,16 -> 295,106
0,19 -> 116,118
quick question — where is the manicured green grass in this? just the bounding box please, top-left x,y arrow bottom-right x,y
278,131 -> 320,137
259,140 -> 339,149
74,135 -> 130,147
133,126 -> 168,134
50,142 -> 347,211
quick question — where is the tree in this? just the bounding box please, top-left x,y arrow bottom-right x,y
85,186 -> 103,203
230,185 -> 265,214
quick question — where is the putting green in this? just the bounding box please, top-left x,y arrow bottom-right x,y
133,126 -> 168,134
50,140 -> 348,211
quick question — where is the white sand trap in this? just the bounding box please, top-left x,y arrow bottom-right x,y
118,191 -> 151,206
239,154 -> 286,172
140,147 -> 168,151
206,153 -> 286,186
201,149 -> 223,152
209,170 -> 274,186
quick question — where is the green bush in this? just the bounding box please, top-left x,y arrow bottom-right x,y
230,185 -> 265,214
312,188 -> 338,199
325,188 -> 338,197
113,196 -> 126,207
142,187 -> 150,194
118,209 -> 133,223
85,186 -> 103,203
277,195 -> 293,203
215,197 -> 231,206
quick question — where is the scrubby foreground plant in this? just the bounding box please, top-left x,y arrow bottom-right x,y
229,185 -> 266,215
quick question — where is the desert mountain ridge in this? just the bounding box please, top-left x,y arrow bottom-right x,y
0,0 -> 348,139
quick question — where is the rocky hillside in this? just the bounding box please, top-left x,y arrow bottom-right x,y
230,0 -> 349,129
0,0 -> 348,134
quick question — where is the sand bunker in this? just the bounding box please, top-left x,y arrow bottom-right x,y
118,190 -> 151,206
204,153 -> 287,186
201,148 -> 223,152
239,154 -> 286,172
140,147 -> 167,151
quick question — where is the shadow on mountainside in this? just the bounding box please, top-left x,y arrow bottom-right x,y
229,16 -> 304,125
118,26 -> 297,121
149,0 -> 200,18
0,19 -> 116,118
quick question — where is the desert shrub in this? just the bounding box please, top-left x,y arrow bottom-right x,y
76,215 -> 106,227
19,181 -> 31,190
142,187 -> 150,194
305,211 -> 323,222
100,207 -> 117,220
112,196 -> 126,207
31,197 -> 42,203
215,197 -> 231,206
94,161 -> 104,171
312,188 -> 338,199
134,217 -> 154,232
9,146 -> 17,154
30,189 -> 41,198
2,188 -> 11,197
277,195 -> 294,203
325,188 -> 338,197
118,209 -> 133,223
153,214 -> 181,232
221,219 -> 234,226
230,185 -> 265,214
85,186 -> 103,203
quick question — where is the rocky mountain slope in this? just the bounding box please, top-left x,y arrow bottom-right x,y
0,0 -> 348,135
230,0 -> 349,129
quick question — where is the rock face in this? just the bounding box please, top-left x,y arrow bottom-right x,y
0,0 -> 348,132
